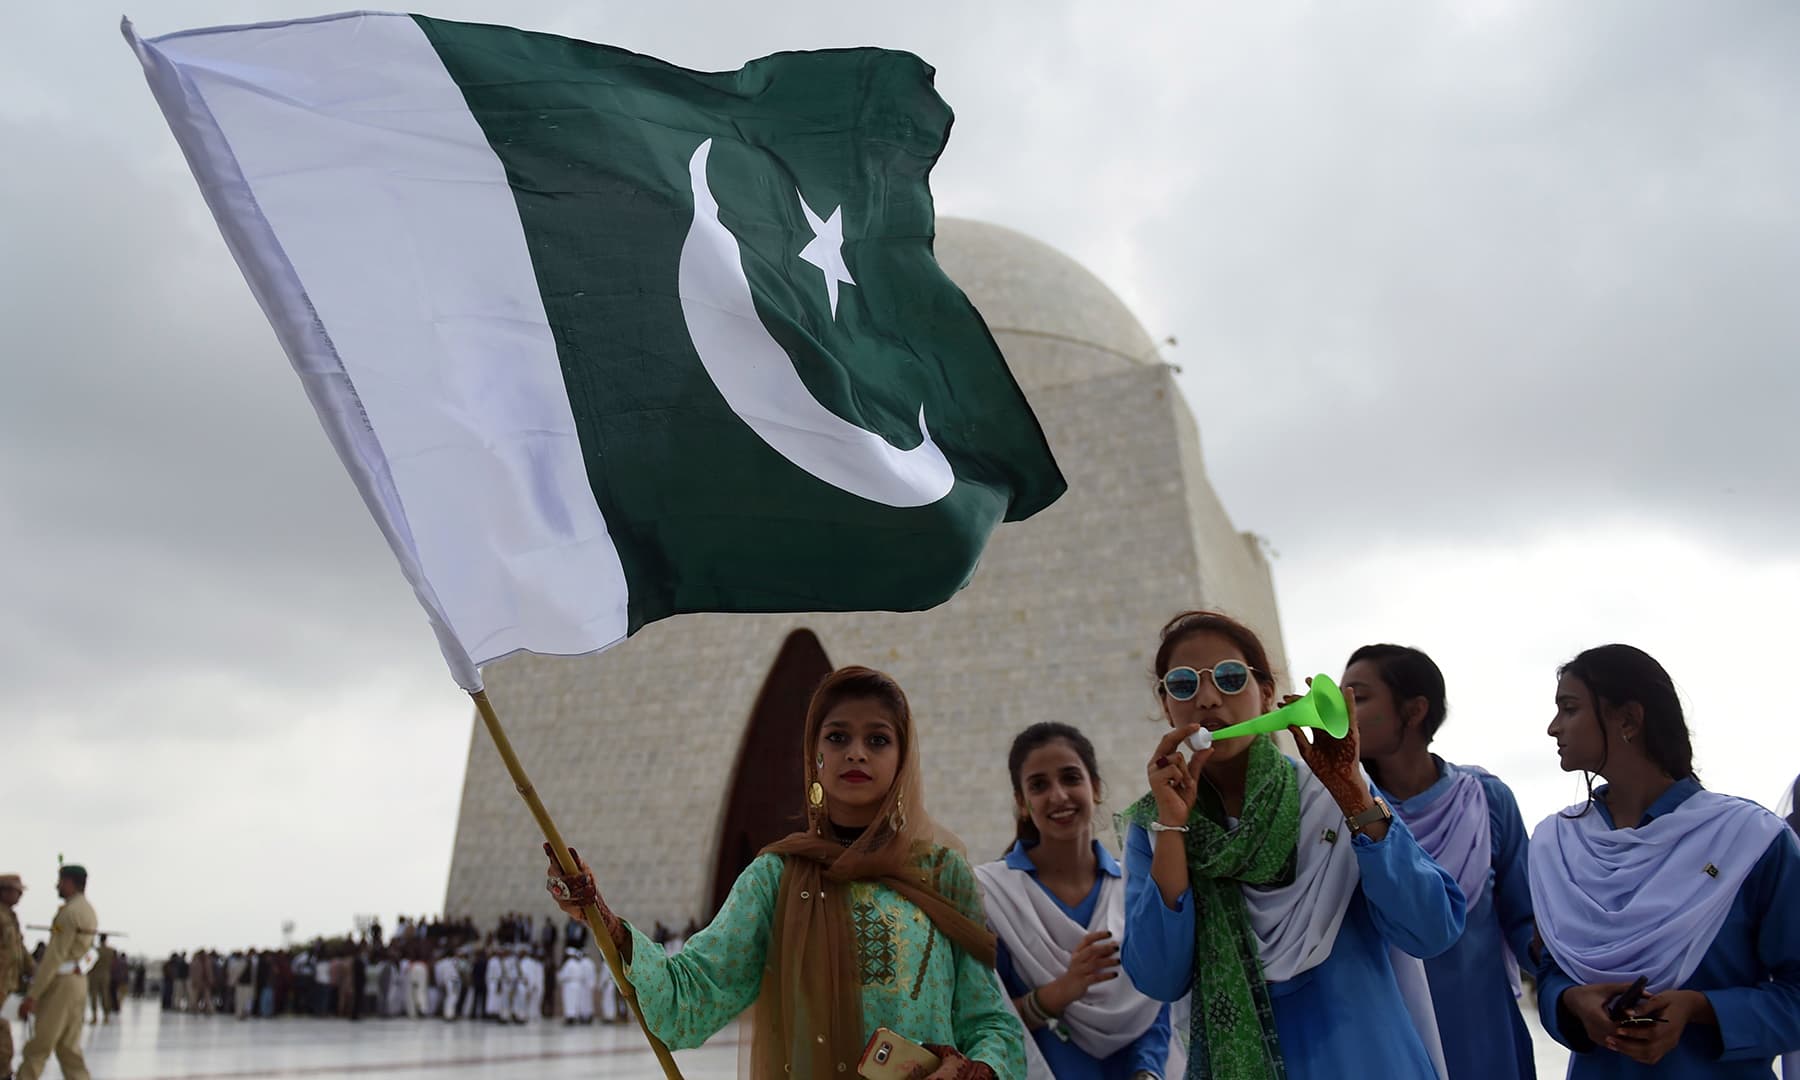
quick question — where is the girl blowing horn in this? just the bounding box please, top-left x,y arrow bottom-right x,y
1121,611 -> 1464,1079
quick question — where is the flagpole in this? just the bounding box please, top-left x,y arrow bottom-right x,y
470,690 -> 686,1080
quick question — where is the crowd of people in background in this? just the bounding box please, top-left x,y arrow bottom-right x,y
145,912 -> 701,1027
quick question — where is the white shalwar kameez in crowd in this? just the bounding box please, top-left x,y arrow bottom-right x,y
407,959 -> 431,1018
498,952 -> 521,1021
577,954 -> 598,1021
383,961 -> 408,1017
513,953 -> 543,1023
595,952 -> 621,1021
433,956 -> 461,1020
558,952 -> 591,1021
485,953 -> 504,1019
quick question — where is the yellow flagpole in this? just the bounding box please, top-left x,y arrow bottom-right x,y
470,689 -> 686,1080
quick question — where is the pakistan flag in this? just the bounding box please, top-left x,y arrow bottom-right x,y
127,12 -> 1065,689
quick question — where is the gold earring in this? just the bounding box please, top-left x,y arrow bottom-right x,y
808,781 -> 824,807
890,793 -> 908,832
816,753 -> 824,769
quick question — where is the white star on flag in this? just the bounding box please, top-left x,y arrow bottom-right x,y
797,192 -> 855,319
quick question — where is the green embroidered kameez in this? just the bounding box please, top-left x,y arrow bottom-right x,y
624,846 -> 1025,1078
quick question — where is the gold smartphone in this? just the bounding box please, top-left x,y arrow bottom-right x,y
858,1027 -> 941,1080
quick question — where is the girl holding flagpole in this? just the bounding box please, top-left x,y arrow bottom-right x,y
976,722 -> 1177,1080
1529,644 -> 1800,1078
1120,611 -> 1464,1079
545,666 -> 1025,1080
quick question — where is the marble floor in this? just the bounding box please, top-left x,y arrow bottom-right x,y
8,1001 -> 737,1079
12,998 -> 1568,1079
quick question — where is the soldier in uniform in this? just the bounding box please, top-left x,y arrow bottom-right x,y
86,935 -> 117,1024
2,872 -> 33,1080
16,865 -> 97,1080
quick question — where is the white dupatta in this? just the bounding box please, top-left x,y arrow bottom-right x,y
1239,749 -> 1448,1080
1530,788 -> 1795,1077
976,850 -> 1179,1079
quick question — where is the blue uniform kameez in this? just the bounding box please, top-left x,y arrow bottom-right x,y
992,840 -> 1174,1079
1391,763 -> 1538,1079
1536,779 -> 1800,1079
1122,784 -> 1464,1079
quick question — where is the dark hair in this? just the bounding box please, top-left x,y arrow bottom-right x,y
803,666 -> 912,760
1347,644 -> 1448,742
1786,774 -> 1799,835
1559,644 -> 1697,798
1005,723 -> 1102,851
1153,611 -> 1277,695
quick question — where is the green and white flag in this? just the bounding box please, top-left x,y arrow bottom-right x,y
126,12 -> 1064,691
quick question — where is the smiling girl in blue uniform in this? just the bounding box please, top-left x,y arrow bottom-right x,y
978,722 -> 1175,1080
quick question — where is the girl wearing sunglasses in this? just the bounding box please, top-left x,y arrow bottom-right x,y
1529,645 -> 1800,1077
1119,611 -> 1465,1079
544,666 -> 1025,1080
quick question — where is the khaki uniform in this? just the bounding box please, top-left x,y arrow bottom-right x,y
2,903 -> 30,1075
86,945 -> 116,1021
18,893 -> 96,1080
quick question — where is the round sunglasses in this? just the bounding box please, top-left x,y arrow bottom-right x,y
1161,661 -> 1260,701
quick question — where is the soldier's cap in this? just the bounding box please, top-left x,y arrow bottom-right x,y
0,873 -> 23,891
59,865 -> 87,885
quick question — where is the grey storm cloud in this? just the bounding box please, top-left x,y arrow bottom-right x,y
935,2 -> 1800,559
5,0 -> 1798,720
0,159 -> 419,728
5,1 -> 1797,719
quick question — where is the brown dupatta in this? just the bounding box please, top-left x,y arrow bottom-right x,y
747,670 -> 995,1079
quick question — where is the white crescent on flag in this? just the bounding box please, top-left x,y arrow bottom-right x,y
677,138 -> 956,508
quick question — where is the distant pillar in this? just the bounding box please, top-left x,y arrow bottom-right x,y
706,629 -> 833,918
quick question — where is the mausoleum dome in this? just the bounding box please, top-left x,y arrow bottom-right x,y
934,217 -> 1161,390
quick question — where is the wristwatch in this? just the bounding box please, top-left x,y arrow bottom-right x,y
1344,796 -> 1393,837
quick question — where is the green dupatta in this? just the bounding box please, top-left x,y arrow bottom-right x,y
1123,733 -> 1300,1079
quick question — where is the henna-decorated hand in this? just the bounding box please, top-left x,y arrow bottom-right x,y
1286,679 -> 1371,813
543,843 -> 629,957
914,1046 -> 996,1080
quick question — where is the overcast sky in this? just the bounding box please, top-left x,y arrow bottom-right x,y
5,2 -> 1797,957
